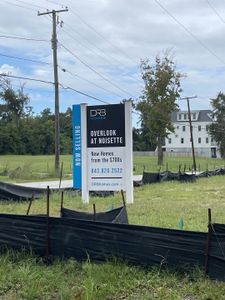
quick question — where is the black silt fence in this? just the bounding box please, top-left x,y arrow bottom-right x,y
0,213 -> 225,281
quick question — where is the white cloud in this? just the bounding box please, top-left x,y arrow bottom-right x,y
0,63 -> 18,75
0,0 -> 225,116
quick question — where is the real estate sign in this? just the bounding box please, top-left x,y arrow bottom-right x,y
72,101 -> 133,203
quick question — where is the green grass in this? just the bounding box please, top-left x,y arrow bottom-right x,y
1,176 -> 225,231
1,250 -> 225,300
0,155 -> 73,182
134,155 -> 225,173
1,155 -> 225,299
0,154 -> 224,182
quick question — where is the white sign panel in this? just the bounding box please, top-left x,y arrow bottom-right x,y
88,147 -> 125,190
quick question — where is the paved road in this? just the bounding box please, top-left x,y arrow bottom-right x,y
15,175 -> 143,189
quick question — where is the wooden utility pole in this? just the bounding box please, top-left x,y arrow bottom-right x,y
38,8 -> 68,175
180,96 -> 198,172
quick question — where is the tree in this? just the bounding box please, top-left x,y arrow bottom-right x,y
210,92 -> 225,159
136,52 -> 183,165
0,76 -> 31,127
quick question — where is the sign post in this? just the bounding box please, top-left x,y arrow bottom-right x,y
72,100 -> 133,204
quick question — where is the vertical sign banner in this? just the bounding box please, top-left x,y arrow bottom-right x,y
72,105 -> 82,189
86,104 -> 126,191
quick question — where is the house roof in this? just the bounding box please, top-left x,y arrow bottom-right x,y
171,110 -> 213,122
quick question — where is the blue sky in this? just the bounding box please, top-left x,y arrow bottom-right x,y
1,0 -> 225,126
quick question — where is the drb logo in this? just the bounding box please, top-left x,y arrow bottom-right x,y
90,109 -> 106,117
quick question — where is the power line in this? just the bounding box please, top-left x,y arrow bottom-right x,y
154,0 -> 225,66
206,0 -> 225,24
0,52 -> 51,65
0,33 -> 49,42
0,73 -> 54,85
4,80 -> 54,94
2,0 -> 36,11
59,66 -> 122,98
7,0 -> 47,10
69,7 -> 139,66
59,42 -> 134,98
59,83 -> 110,104
44,0 -> 139,65
59,26 -> 120,69
0,73 -> 111,104
60,24 -> 142,87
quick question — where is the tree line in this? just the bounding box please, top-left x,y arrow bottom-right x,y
1,51 -> 225,160
0,77 -> 72,155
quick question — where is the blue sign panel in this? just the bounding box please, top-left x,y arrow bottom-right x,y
72,105 -> 81,189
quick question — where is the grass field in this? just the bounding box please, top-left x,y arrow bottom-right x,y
0,154 -> 224,182
1,155 -> 225,299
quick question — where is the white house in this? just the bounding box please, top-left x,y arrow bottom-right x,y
163,110 -> 220,158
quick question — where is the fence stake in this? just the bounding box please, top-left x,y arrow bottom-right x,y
60,191 -> 64,216
121,189 -> 126,207
59,162 -> 64,190
46,186 -> 50,258
93,203 -> 96,221
26,194 -> 34,215
204,208 -> 212,276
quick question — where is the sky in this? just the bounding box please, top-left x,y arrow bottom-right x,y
0,0 -> 225,126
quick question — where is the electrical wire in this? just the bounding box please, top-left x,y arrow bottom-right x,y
68,7 -> 139,66
59,25 -> 142,87
59,66 -> 123,98
59,83 -> 110,104
0,73 -> 54,85
59,42 -> 134,98
59,27 -> 120,69
0,33 -> 49,42
0,73 -> 111,104
7,0 -> 47,10
0,52 -> 51,65
1,73 -> 223,133
154,0 -> 225,66
44,0 -> 139,65
206,0 -> 225,24
2,0 -> 36,11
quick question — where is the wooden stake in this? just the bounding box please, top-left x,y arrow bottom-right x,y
60,191 -> 64,216
26,194 -> 34,215
93,203 -> 96,221
204,208 -> 212,275
59,162 -> 64,190
46,186 -> 50,257
121,189 -> 126,207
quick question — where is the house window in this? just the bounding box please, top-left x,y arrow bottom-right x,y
206,125 -> 209,132
206,137 -> 209,144
178,114 -> 181,120
181,138 -> 184,144
198,125 -> 201,131
211,138 -> 214,143
198,137 -> 201,144
184,114 -> 187,120
168,138 -> 171,144
193,113 -> 196,120
182,126 -> 185,132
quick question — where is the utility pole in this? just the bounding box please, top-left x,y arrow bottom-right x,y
180,96 -> 198,172
38,8 -> 68,175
